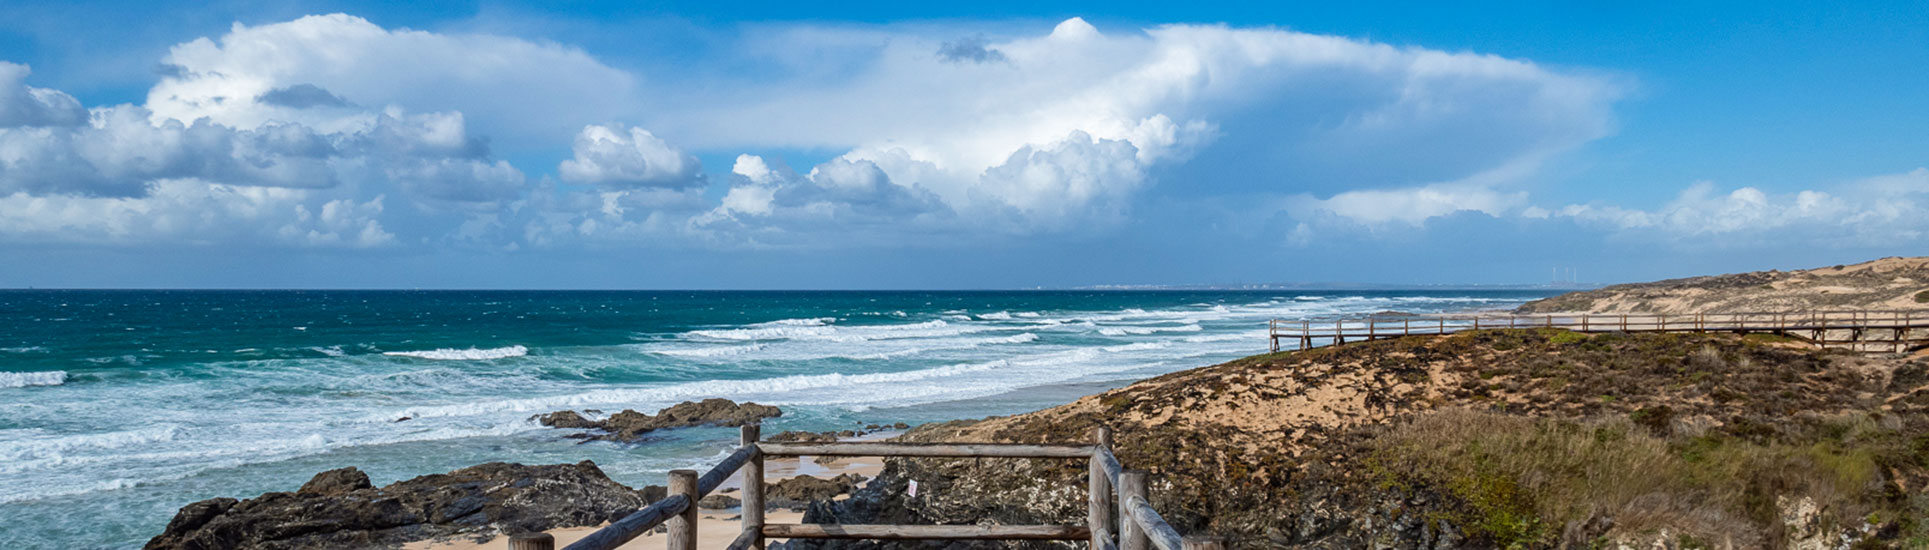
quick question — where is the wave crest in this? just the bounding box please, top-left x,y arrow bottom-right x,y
1,371 -> 67,388
383,345 -> 529,361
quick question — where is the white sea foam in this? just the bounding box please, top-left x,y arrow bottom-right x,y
1097,324 -> 1203,336
977,311 -> 1013,320
0,371 -> 67,388
652,343 -> 766,358
1,346 -> 47,353
682,319 -> 1002,343
755,317 -> 836,327
383,345 -> 529,360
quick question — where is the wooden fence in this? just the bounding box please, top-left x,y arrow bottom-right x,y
503,425 -> 1215,550
1268,310 -> 1929,353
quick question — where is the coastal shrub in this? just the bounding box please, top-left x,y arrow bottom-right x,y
1547,331 -> 1587,345
1370,409 -> 1929,547
1915,289 -> 1929,303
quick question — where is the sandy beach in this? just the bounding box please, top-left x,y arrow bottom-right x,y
404,453 -> 885,550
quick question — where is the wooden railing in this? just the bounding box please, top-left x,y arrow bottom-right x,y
504,425 -> 1217,550
1268,310 -> 1929,353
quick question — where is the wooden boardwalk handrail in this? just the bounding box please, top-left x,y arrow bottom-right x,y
556,424 -> 1198,550
1267,310 -> 1929,353
761,524 -> 1090,540
758,441 -> 1095,458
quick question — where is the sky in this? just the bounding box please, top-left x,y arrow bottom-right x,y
0,1 -> 1925,289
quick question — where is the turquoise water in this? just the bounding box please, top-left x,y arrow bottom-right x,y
0,289 -> 1553,549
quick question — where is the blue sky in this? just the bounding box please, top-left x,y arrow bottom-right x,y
0,1 -> 1925,288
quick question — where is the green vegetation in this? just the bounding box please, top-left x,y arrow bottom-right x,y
1370,409 -> 1929,548
1915,289 -> 1929,303
1547,330 -> 1588,345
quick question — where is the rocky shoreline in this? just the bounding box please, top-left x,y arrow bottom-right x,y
145,261 -> 1929,550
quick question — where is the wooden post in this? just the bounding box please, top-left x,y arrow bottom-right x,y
741,424 -> 765,550
1182,535 -> 1227,550
1089,427 -> 1114,550
509,533 -> 555,550
1118,471 -> 1149,550
668,470 -> 698,550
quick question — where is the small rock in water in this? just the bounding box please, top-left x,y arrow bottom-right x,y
532,398 -> 781,442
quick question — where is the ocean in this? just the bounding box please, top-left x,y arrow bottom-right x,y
0,289 -> 1554,549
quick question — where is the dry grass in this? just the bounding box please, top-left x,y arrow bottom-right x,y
1369,409 -> 1929,548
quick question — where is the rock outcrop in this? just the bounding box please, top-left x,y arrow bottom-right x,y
1515,256 -> 1929,314
766,473 -> 868,510
536,398 -> 782,442
145,461 -> 650,550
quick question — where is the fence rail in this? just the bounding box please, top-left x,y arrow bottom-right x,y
518,425 -> 1213,550
1268,310 -> 1929,353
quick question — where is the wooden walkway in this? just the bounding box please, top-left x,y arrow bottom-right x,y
1269,311 -> 1929,353
504,425 -> 1218,550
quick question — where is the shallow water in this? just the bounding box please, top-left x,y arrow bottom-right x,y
0,289 -> 1552,549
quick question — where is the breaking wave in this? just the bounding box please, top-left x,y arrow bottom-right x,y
0,371 -> 67,388
383,345 -> 529,361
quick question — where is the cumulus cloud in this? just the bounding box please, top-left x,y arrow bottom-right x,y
0,180 -> 393,248
0,52 -> 528,246
640,17 -> 1620,236
1287,184 -> 1531,226
558,123 -> 704,189
147,14 -> 638,148
1556,168 -> 1929,245
685,154 -> 951,247
0,62 -> 85,127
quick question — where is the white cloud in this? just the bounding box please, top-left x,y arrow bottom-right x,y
558,123 -> 704,188
1288,183 -> 1531,225
639,18 -> 1618,234
147,14 -> 637,148
0,180 -> 393,248
0,62 -> 85,127
1557,169 -> 1929,245
0,54 -> 527,246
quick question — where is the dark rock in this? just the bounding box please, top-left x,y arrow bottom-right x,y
534,399 -> 781,442
534,410 -> 598,429
640,485 -> 667,503
698,494 -> 742,509
296,467 -> 371,496
764,474 -> 867,509
146,461 -> 645,550
767,430 -> 838,443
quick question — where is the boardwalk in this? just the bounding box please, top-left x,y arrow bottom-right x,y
1269,311 -> 1929,353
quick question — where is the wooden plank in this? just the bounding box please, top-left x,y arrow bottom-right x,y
668,470 -> 698,550
1118,472 -> 1148,550
510,533 -> 555,550
741,425 -> 765,550
761,524 -> 1090,540
1125,496 -> 1184,550
560,494 -> 689,550
758,442 -> 1094,458
1094,448 -> 1124,485
697,445 -> 757,497
1089,427 -> 1114,550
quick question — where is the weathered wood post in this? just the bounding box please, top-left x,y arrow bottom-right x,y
1118,471 -> 1149,550
509,533 -> 555,550
1182,535 -> 1227,550
1089,426 -> 1114,550
742,423 -> 765,550
668,470 -> 698,550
